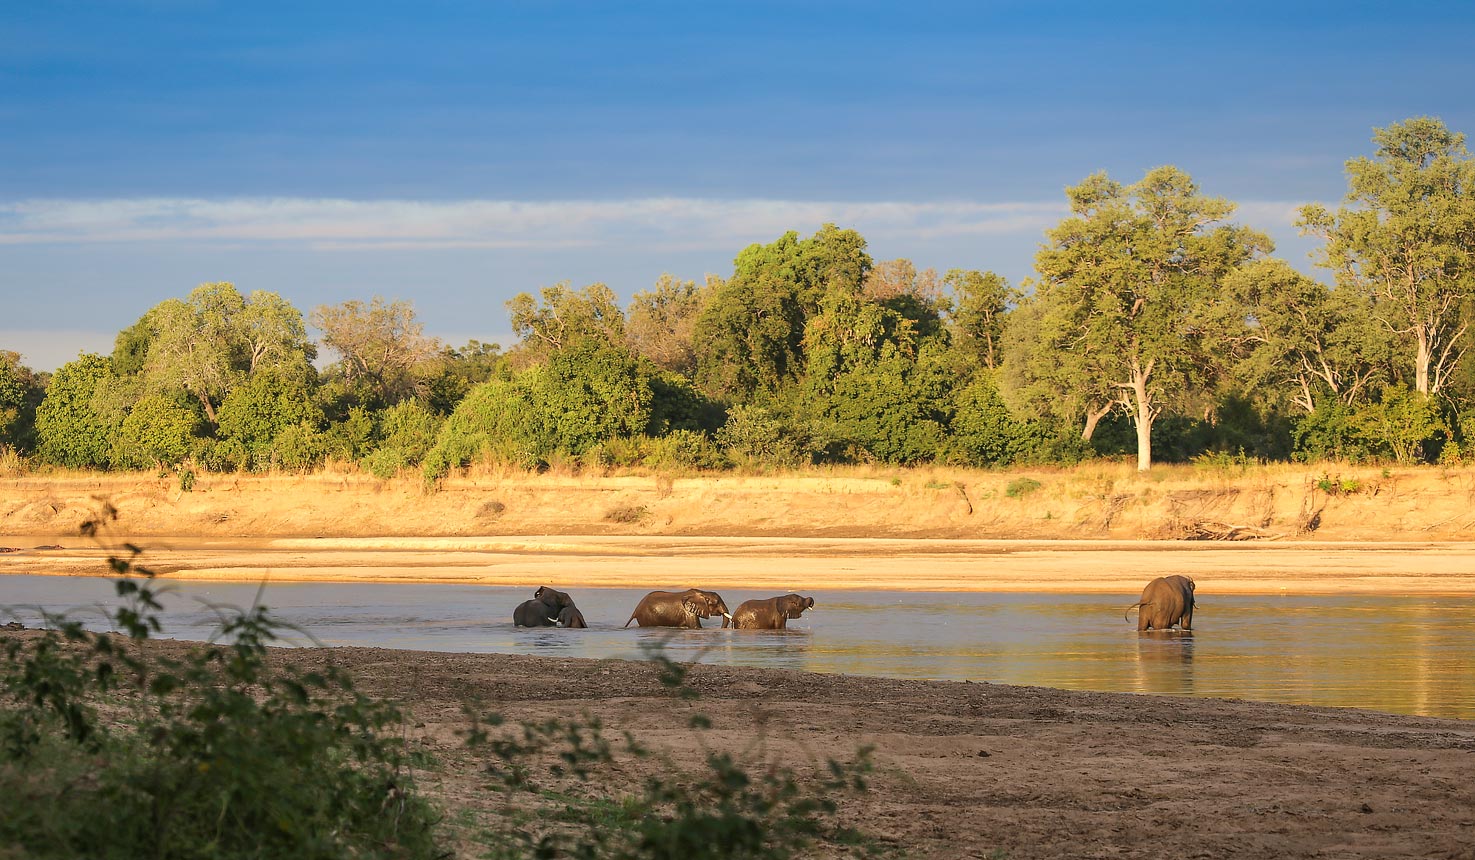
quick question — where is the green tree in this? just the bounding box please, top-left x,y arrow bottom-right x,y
523,339 -> 654,454
421,338 -> 658,482
238,289 -> 316,374
1025,167 -> 1271,470
34,355 -> 121,468
111,313 -> 155,376
131,283 -> 314,428
424,339 -> 505,415
0,351 -> 41,450
1000,291 -> 1118,443
1223,259 -> 1393,413
946,377 -> 1028,466
215,368 -> 324,469
506,281 -> 626,366
141,286 -> 242,425
945,269 -> 1018,373
693,225 -> 873,403
422,377 -> 540,483
311,297 -> 440,407
362,399 -> 443,478
626,274 -> 715,377
800,288 -> 950,463
1299,118 -> 1475,397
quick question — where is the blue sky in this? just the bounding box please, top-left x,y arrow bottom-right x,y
3,0 -> 1474,370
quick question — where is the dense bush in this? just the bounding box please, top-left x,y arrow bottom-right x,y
1294,388 -> 1447,464
112,392 -> 202,469
33,355 -> 122,469
216,368 -> 324,469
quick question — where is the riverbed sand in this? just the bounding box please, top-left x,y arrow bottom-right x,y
32,632 -> 1456,860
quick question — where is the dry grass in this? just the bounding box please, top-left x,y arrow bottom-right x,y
0,460 -> 1464,542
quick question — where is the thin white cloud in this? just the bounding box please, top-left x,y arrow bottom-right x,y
0,196 -> 1072,250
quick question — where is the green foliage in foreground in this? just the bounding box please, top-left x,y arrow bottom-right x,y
1,522 -> 881,860
0,547 -> 438,859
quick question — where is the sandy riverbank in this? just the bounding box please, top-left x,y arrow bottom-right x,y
11,631 -> 1457,860
2,533 -> 1474,595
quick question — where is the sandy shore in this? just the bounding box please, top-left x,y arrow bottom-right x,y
3,533 -> 1474,595
19,632 -> 1455,860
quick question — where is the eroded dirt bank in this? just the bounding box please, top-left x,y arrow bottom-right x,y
98,636 -> 1475,860
4,462 -> 1475,543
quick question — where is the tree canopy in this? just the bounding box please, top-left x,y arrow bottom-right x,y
1299,117 -> 1475,397
1017,166 -> 1271,470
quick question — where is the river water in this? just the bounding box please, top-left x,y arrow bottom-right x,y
3,575 -> 1472,720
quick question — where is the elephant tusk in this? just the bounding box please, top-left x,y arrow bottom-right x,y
722,612 -> 733,620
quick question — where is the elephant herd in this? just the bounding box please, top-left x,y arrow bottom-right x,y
512,586 -> 815,631
511,575 -> 1194,633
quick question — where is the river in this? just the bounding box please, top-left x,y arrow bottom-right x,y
3,575 -> 1471,719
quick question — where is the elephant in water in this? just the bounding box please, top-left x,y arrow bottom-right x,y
555,604 -> 587,629
513,586 -> 587,628
1126,575 -> 1195,631
623,589 -> 731,628
730,594 -> 814,630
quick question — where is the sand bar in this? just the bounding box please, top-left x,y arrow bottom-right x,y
1,534 -> 1470,594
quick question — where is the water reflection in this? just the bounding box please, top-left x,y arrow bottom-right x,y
2,577 -> 1472,719
1133,633 -> 1194,696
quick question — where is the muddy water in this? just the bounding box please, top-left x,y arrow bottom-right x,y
4,576 -> 1472,719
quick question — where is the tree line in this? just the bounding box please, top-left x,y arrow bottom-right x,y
2,117 -> 1473,481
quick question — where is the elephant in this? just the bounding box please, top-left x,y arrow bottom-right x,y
730,594 -> 815,630
555,605 -> 587,628
513,586 -> 584,628
623,589 -> 731,629
1126,575 -> 1195,631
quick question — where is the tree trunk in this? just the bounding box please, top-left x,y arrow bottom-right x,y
1133,399 -> 1153,472
1081,402 -> 1114,442
1130,364 -> 1155,472
1415,326 -> 1432,396
197,392 -> 217,427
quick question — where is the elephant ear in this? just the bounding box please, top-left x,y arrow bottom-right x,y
682,598 -> 702,616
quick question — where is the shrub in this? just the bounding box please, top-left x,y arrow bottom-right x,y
643,429 -> 728,470
0,532 -> 439,859
1006,477 -> 1042,498
374,400 -> 441,463
715,405 -> 813,469
112,392 -> 202,469
271,421 -> 326,472
605,504 -> 649,523
362,445 -> 409,480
